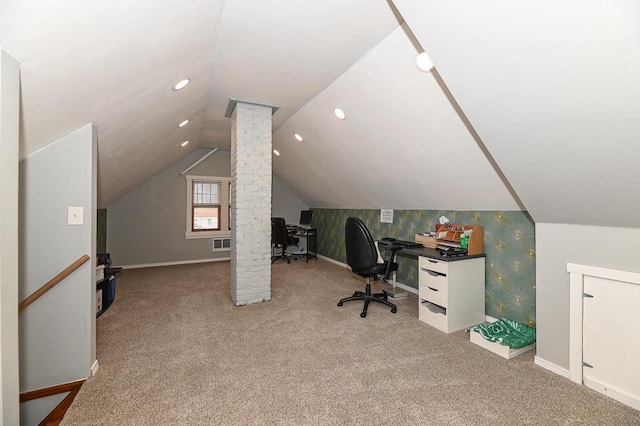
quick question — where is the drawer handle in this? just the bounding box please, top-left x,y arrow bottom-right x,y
428,259 -> 438,263
427,286 -> 438,292
423,269 -> 444,277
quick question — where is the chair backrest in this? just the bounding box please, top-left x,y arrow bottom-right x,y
271,217 -> 288,245
345,217 -> 378,273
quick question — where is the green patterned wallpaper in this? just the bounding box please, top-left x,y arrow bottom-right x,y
312,209 -> 536,327
97,209 -> 107,253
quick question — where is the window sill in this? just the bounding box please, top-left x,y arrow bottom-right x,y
185,231 -> 231,240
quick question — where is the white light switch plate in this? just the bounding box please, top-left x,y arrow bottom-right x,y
68,206 -> 83,225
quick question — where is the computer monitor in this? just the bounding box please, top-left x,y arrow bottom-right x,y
299,210 -> 313,226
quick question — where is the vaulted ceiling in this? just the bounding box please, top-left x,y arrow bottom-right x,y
2,1 -> 638,227
393,0 -> 640,228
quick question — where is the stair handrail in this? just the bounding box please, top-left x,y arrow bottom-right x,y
18,254 -> 91,312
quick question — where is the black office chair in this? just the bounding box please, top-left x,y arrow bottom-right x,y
271,217 -> 299,263
338,217 -> 398,318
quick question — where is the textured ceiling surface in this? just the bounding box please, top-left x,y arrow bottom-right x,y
2,0 -> 523,213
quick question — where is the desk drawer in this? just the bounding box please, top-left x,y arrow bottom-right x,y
419,284 -> 448,308
419,268 -> 448,292
419,301 -> 447,332
419,257 -> 448,275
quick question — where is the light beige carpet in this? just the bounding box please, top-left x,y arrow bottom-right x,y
62,259 -> 640,425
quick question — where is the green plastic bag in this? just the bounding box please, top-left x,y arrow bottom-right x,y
467,318 -> 536,349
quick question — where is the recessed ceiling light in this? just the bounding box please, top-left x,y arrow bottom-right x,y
334,108 -> 346,120
273,149 -> 280,156
416,52 -> 434,72
178,119 -> 189,128
173,78 -> 190,90
181,140 -> 189,147
294,133 -> 303,142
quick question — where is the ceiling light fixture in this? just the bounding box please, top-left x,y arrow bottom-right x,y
181,140 -> 189,147
273,149 -> 280,156
334,108 -> 346,120
294,133 -> 303,142
178,119 -> 189,128
416,52 -> 434,72
173,78 -> 190,90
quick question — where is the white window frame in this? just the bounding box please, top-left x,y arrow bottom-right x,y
186,175 -> 231,239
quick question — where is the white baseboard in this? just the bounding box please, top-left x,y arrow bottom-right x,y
90,359 -> 99,377
534,356 -> 570,379
317,254 -> 346,267
119,257 -> 230,270
316,255 -> 418,294
394,281 -> 418,295
485,314 -> 499,323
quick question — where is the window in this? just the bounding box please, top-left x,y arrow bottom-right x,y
192,181 -> 220,231
186,175 -> 231,239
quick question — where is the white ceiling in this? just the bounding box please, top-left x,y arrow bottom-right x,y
6,0 -> 638,228
394,0 -> 640,228
273,25 -> 520,211
2,0 -> 418,207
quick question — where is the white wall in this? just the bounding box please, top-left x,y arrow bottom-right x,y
272,173 -> 308,224
536,223 -> 640,371
18,124 -> 97,425
0,48 -> 20,426
107,148 -> 232,267
108,149 -> 309,267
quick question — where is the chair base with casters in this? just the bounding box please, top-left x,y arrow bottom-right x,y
338,276 -> 397,318
271,217 -> 299,264
338,217 -> 401,318
271,245 -> 291,263
271,236 -> 300,264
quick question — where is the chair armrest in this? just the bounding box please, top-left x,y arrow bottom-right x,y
381,245 -> 402,280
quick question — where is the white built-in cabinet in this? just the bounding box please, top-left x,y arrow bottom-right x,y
569,263 -> 640,411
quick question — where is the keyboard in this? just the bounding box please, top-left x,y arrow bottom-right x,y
396,240 -> 423,248
379,239 -> 423,248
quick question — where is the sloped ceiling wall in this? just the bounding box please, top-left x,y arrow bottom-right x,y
7,1 -> 623,216
272,25 -> 522,211
0,0 -> 226,207
2,1 -> 524,212
393,0 -> 640,228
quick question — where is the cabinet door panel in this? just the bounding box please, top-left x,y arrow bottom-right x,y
583,276 -> 640,409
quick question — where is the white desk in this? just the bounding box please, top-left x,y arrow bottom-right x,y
286,226 -> 317,262
402,247 -> 486,333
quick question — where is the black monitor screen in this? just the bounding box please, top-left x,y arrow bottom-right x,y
299,210 -> 312,225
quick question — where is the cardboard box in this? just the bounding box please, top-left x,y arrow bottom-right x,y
96,264 -> 105,281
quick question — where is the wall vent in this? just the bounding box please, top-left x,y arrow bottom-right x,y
212,238 -> 231,252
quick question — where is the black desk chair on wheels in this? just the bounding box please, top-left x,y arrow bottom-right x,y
338,217 -> 399,318
271,217 -> 299,263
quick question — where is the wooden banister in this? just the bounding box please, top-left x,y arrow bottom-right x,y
20,379 -> 85,426
19,254 -> 90,312
19,379 -> 85,403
